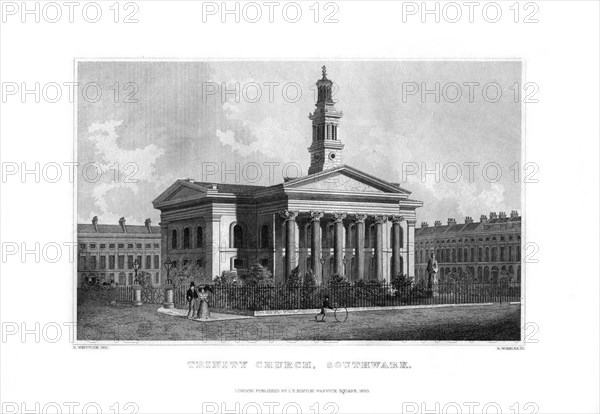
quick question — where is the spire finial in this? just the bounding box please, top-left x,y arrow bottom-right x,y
322,65 -> 327,79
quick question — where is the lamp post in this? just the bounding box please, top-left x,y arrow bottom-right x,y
133,259 -> 141,284
163,257 -> 173,285
162,257 -> 175,309
132,259 -> 142,306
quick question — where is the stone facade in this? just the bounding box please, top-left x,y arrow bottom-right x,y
153,68 -> 423,285
414,211 -> 522,283
77,216 -> 162,287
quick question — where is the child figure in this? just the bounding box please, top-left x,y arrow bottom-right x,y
315,294 -> 334,322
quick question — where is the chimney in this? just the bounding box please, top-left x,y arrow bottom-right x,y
489,212 -> 498,220
447,218 -> 456,225
119,217 -> 126,233
499,211 -> 507,219
480,215 -> 488,224
465,216 -> 473,224
92,216 -> 99,232
145,218 -> 152,233
510,210 -> 519,218
434,220 -> 442,227
421,222 -> 429,228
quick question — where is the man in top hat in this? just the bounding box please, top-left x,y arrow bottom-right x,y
186,282 -> 199,319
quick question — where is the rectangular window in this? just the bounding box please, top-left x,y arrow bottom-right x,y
109,273 -> 115,281
118,243 -> 124,249
146,255 -> 151,269
196,259 -> 203,268
79,243 -> 86,249
233,259 -> 244,269
127,243 -> 133,249
109,255 -> 115,270
136,256 -> 142,268
145,243 -> 151,249
90,243 -> 96,249
118,255 -> 124,269
154,255 -> 159,269
109,243 -> 115,249
136,243 -> 142,249
128,273 -> 133,285
154,273 -> 159,284
90,256 -> 97,270
100,256 -> 106,270
183,259 -> 189,266
100,244 -> 106,249
153,243 -> 159,248
128,255 -> 133,269
261,258 -> 269,268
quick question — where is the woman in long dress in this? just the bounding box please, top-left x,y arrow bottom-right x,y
197,286 -> 210,320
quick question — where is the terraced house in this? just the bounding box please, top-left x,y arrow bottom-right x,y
414,211 -> 522,283
77,217 -> 162,287
153,68 -> 423,284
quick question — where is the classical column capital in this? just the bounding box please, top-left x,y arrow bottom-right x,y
390,215 -> 405,224
352,213 -> 368,223
373,215 -> 388,225
279,210 -> 298,221
309,211 -> 324,221
332,212 -> 346,222
406,219 -> 417,226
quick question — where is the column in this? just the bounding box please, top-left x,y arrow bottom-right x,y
333,213 -> 346,276
390,216 -> 404,278
353,214 -> 367,280
406,219 -> 416,278
279,210 -> 298,280
373,216 -> 387,280
310,211 -> 324,283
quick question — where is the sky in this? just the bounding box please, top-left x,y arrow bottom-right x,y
77,60 -> 522,226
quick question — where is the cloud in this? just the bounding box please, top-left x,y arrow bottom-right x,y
85,120 -> 165,224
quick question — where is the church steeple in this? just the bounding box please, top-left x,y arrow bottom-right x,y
308,66 -> 344,175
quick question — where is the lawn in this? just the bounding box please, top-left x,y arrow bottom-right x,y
77,296 -> 521,342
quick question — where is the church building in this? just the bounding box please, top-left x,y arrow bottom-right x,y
153,68 -> 423,284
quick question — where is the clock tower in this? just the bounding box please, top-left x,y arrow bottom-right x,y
308,66 -> 344,175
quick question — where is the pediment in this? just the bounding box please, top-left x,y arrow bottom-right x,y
164,185 -> 204,201
284,166 -> 409,194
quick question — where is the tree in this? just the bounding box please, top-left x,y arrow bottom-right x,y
171,263 -> 207,287
328,274 -> 351,286
240,263 -> 274,286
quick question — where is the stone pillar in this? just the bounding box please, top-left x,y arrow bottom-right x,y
310,211 -> 324,283
390,216 -> 404,278
279,210 -> 298,280
373,215 -> 387,280
406,219 -> 416,279
163,284 -> 174,309
132,284 -> 142,306
353,214 -> 367,280
333,213 -> 345,276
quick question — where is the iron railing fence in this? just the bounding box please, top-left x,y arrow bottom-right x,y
106,282 -> 520,311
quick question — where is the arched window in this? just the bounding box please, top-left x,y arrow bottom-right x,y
452,248 -> 456,263
347,224 -> 355,249
516,245 -> 521,261
196,227 -> 203,248
183,227 -> 190,249
233,224 -> 244,248
260,224 -> 270,249
491,246 -> 498,262
457,248 -> 462,262
471,248 -> 475,262
485,247 -> 490,262
484,266 -> 490,282
229,223 -> 245,249
171,229 -> 178,249
464,248 -> 468,262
